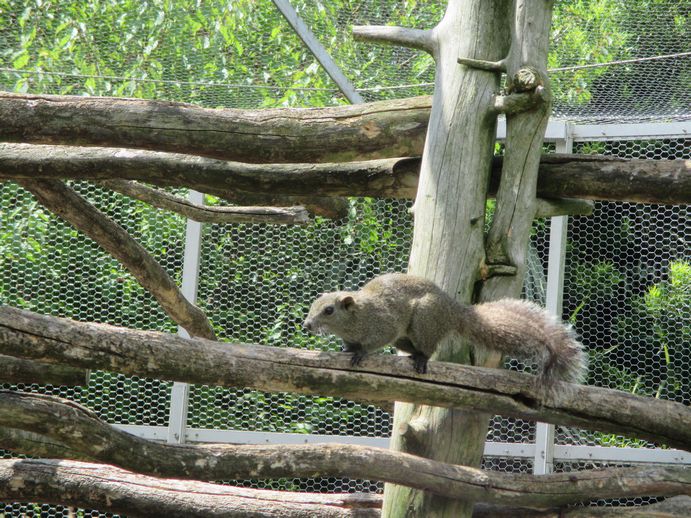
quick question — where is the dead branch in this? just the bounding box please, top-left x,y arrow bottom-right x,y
1,144 -> 688,205
99,180 -> 310,224
14,179 -> 216,340
0,458 -> 381,518
0,306 -> 689,451
1,391 -> 689,508
1,355 -> 88,386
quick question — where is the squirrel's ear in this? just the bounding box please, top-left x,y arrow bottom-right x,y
340,295 -> 355,310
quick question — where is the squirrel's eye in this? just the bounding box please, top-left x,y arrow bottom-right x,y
323,306 -> 334,316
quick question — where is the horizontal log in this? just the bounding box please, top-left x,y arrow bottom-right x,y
2,391 -> 690,508
1,144 -> 688,204
0,458 -> 381,518
473,498 -> 691,517
1,306 -> 689,451
1,355 -> 88,386
0,92 -> 430,163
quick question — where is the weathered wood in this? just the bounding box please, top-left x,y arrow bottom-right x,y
1,355 -> 88,386
99,180 -> 310,224
2,391 -> 690,508
0,458 -> 381,518
1,144 -> 688,204
0,91 -> 430,163
360,1 -> 514,515
15,178 -> 216,340
2,307 -> 689,451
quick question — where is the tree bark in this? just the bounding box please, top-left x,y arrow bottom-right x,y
3,307 -> 689,451
14,178 -> 216,340
0,91 -> 430,163
0,458 -> 381,518
1,355 -> 88,386
2,391 -> 690,508
99,180 -> 310,224
1,144 -> 688,204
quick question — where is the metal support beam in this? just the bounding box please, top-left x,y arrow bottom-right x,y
166,190 -> 205,445
271,0 -> 364,104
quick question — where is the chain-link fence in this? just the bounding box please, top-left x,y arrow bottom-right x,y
1,0 -> 689,516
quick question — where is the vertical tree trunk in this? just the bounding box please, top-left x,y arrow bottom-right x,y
382,1 -> 512,517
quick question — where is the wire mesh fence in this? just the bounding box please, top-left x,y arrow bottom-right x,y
0,0 -> 689,516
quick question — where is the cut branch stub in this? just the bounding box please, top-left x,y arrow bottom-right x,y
493,86 -> 547,115
352,25 -> 436,55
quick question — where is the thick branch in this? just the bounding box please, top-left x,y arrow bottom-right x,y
1,144 -> 687,204
1,307 -> 689,451
1,355 -> 88,386
99,180 -> 309,224
474,498 -> 691,517
2,391 -> 690,507
14,179 -> 216,340
0,92 -> 431,163
492,87 -> 547,115
352,26 -> 435,54
0,458 -> 380,518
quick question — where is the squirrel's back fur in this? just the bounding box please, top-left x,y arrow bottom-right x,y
304,273 -> 587,385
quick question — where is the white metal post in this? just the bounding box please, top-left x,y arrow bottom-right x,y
533,129 -> 574,474
167,190 -> 205,444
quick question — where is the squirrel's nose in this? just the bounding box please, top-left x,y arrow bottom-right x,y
303,320 -> 312,331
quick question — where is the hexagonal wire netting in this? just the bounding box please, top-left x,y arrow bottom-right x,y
0,0 -> 689,515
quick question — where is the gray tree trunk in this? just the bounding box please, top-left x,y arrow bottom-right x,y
354,1 -> 556,516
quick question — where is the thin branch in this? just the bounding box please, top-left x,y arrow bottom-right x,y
1,306 -> 690,451
99,180 -> 310,225
1,144 -> 688,205
352,26 -> 435,55
1,355 -> 89,386
14,179 -> 216,340
2,391 -> 690,507
457,57 -> 507,72
0,458 -> 381,518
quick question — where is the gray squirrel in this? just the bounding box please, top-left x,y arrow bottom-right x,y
304,273 -> 587,386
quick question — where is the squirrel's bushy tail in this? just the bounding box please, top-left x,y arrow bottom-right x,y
459,299 -> 588,385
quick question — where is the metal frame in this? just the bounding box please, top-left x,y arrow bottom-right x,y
166,190 -> 204,445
